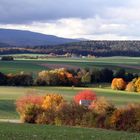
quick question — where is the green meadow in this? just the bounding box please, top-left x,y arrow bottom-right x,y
0,122 -> 140,140
0,56 -> 139,140
0,56 -> 139,74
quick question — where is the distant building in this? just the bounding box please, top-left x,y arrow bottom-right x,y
64,53 -> 71,57
48,53 -> 56,57
79,100 -> 92,107
71,53 -> 79,58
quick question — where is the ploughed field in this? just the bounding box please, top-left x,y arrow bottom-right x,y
0,56 -> 139,74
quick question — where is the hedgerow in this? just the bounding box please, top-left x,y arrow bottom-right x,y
16,90 -> 140,132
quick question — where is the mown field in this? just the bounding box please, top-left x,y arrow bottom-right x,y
0,122 -> 140,140
0,86 -> 140,119
0,56 -> 139,75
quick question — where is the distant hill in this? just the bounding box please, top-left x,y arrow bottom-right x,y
0,42 -> 11,48
0,34 -> 140,57
0,29 -> 79,46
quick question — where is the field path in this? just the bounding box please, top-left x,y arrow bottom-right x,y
0,119 -> 21,123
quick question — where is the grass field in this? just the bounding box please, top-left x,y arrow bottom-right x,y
0,56 -> 139,74
0,86 -> 140,119
0,56 -> 139,139
0,122 -> 140,140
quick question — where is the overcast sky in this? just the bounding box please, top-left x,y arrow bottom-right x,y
0,0 -> 140,40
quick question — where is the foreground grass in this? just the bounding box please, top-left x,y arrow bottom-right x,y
0,122 -> 140,140
0,86 -> 140,119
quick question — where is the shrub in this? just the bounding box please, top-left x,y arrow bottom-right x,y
89,97 -> 116,115
35,78 -> 47,86
91,69 -> 102,83
126,82 -> 136,92
35,112 -> 47,124
16,93 -> 140,133
110,104 -> 139,131
16,95 -> 43,121
7,73 -> 33,86
111,78 -> 126,90
38,70 -> 59,86
74,90 -> 96,104
21,104 -> 43,123
81,111 -> 98,127
0,72 -> 7,85
42,94 -> 64,110
81,72 -> 91,84
56,101 -> 88,126
88,97 -> 116,129
37,68 -> 80,86
36,101 -> 88,126
134,78 -> 140,92
35,109 -> 56,125
1,56 -> 14,61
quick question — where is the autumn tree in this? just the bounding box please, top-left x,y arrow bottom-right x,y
37,68 -> 80,86
111,78 -> 126,90
134,78 -> 140,92
126,82 -> 136,92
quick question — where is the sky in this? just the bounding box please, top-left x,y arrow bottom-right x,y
0,0 -> 140,40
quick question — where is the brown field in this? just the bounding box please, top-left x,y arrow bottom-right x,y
40,63 -> 80,70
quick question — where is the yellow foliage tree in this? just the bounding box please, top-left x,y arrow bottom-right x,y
126,82 -> 136,92
42,94 -> 64,110
38,68 -> 75,86
134,78 -> 140,93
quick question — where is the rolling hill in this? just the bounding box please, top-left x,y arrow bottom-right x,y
0,28 -> 79,46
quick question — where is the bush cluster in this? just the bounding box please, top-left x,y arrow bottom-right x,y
1,56 -> 14,61
16,90 -> 140,132
110,104 -> 140,131
36,68 -> 81,86
111,77 -> 140,93
0,72 -> 33,86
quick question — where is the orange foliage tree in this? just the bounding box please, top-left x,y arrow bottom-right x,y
111,78 -> 126,90
16,95 -> 43,114
16,95 -> 44,122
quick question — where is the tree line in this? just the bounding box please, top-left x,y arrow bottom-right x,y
0,68 -> 138,86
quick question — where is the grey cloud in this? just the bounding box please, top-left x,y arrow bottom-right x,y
0,0 -> 128,24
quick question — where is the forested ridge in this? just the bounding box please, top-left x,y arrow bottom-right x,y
0,40 -> 140,56
42,40 -> 140,56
